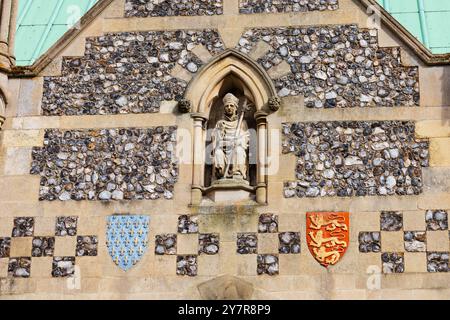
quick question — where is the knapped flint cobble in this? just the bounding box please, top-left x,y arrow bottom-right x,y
237,233 -> 258,254
380,211 -> 403,231
258,214 -> 278,233
358,232 -> 381,253
199,233 -> 219,255
55,216 -> 78,236
178,215 -> 199,234
381,252 -> 404,274
239,0 -> 338,14
125,0 -> 223,17
42,30 -> 224,116
404,231 -> 426,252
30,127 -> 178,201
176,255 -> 198,276
257,254 -> 279,275
12,217 -> 34,237
52,257 -> 75,277
32,237 -> 55,257
76,236 -> 98,256
8,257 -> 32,278
0,237 -> 11,258
426,210 -> 448,231
236,25 -> 419,108
283,121 -> 429,198
155,234 -> 177,255
427,252 -> 449,273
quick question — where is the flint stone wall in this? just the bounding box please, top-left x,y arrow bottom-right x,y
283,121 -> 429,198
125,0 -> 223,17
236,25 -> 419,108
30,127 -> 178,201
239,0 -> 338,14
42,30 -> 224,116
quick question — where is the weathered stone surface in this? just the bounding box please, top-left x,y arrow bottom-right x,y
404,231 -> 426,252
426,210 -> 448,231
52,257 -> 75,277
257,254 -> 279,275
55,216 -> 78,236
278,232 -> 300,254
382,252 -> 404,274
236,26 -> 419,108
76,236 -> 98,256
31,237 -> 55,257
199,233 -> 219,255
197,275 -> 254,300
258,214 -> 278,233
239,0 -> 338,14
125,0 -> 223,17
358,232 -> 381,253
12,217 -> 34,237
31,127 -> 178,201
177,255 -> 198,276
8,257 -> 31,278
42,30 -> 224,116
178,215 -> 199,234
283,121 -> 428,198
381,211 -> 403,231
237,233 -> 258,254
0,238 -> 11,258
155,234 -> 177,255
427,252 -> 449,273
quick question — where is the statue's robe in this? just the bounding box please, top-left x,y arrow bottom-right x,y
212,118 -> 250,180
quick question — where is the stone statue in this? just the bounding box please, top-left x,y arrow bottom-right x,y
211,93 -> 250,181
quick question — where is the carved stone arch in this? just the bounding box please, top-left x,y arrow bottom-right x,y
184,48 -> 278,115
186,49 -> 279,205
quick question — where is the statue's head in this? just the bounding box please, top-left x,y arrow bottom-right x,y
222,93 -> 239,119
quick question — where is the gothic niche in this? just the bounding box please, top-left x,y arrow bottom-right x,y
184,49 -> 278,205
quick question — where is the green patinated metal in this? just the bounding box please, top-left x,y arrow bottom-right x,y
13,0 -> 450,66
15,0 -> 97,66
378,0 -> 450,54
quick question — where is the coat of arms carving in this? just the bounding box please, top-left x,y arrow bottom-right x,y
106,215 -> 150,271
306,212 -> 349,267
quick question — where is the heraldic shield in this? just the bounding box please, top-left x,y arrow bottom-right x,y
106,215 -> 150,271
306,212 -> 349,268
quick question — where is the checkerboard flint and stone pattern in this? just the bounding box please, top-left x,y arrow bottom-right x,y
237,214 -> 301,276
155,215 -> 219,277
0,217 -> 98,278
359,210 -> 450,273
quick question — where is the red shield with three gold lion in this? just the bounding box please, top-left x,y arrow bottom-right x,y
306,212 -> 350,268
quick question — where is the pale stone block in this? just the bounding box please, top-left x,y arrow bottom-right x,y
191,45 -> 213,63
3,147 -> 32,176
177,234 -> 198,255
380,231 -> 404,252
423,168 -> 450,193
1,130 -> 44,147
0,218 -> 13,237
236,254 -> 257,276
351,211 -> 380,240
30,257 -> 52,278
429,138 -> 450,167
159,100 -> 178,114
10,237 -> 32,257
298,252 -> 328,275
279,254 -> 302,275
170,64 -> 193,83
235,214 -> 258,233
416,120 -> 450,138
54,236 -> 77,257
258,233 -> 278,254
327,244 -> 359,274
0,258 -> 8,277
249,40 -> 272,60
0,176 -> 41,202
154,255 -> 176,276
329,289 -> 367,300
278,214 -> 303,233
197,255 -> 220,276
218,242 -> 238,274
150,214 -> 179,234
404,252 -> 427,273
17,78 -> 43,117
76,256 -> 103,278
218,27 -> 245,48
403,211 -> 426,231
267,60 -> 292,79
426,231 -> 450,252
418,193 -> 450,210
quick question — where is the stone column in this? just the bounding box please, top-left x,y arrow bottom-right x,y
191,112 -> 208,205
0,94 -> 5,129
255,111 -> 268,204
0,0 -> 17,69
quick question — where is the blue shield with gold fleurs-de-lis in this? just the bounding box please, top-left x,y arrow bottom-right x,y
106,215 -> 150,271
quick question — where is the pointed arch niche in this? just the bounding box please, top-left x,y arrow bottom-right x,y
184,49 -> 279,205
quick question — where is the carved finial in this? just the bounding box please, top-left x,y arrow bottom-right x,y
268,96 -> 281,112
178,99 -> 192,113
